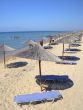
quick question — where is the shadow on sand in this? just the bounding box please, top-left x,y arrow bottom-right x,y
7,61 -> 28,68
36,75 -> 74,90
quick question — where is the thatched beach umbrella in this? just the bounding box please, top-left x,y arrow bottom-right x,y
61,33 -> 82,55
0,44 -> 15,68
13,40 -> 62,90
46,35 -> 54,44
55,35 -> 77,56
39,37 -> 49,46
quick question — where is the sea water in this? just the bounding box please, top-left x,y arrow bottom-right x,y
0,31 -> 67,49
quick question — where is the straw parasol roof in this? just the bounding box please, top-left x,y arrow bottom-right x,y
13,40 -> 62,62
0,44 -> 15,67
55,35 -> 75,44
55,35 -> 80,56
0,44 -> 15,51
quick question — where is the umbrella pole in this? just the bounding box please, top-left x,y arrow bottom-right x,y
39,60 -> 42,76
3,51 -> 6,68
40,40 -> 43,46
69,44 -> 70,49
39,60 -> 42,91
62,43 -> 64,56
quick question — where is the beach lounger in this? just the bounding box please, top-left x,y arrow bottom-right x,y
56,60 -> 76,65
64,48 -> 81,53
50,42 -> 58,45
70,43 -> 81,47
14,90 -> 62,105
43,45 -> 53,49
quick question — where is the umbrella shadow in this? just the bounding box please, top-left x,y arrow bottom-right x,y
36,75 -> 74,90
58,56 -> 80,61
7,61 -> 28,68
45,79 -> 74,90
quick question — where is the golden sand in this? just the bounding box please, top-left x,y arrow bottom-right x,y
0,37 -> 83,110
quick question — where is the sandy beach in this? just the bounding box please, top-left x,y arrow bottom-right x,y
0,36 -> 83,110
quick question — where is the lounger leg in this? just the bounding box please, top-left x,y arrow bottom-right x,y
58,95 -> 63,100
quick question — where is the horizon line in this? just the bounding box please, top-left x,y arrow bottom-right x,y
0,30 -> 74,33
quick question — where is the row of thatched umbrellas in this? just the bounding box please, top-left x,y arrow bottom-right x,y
38,32 -> 82,56
0,32 -> 82,90
0,32 -> 82,68
0,40 -> 62,91
55,34 -> 82,56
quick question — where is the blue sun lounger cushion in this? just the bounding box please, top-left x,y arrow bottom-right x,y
14,90 -> 62,104
57,60 -> 76,65
64,49 -> 81,53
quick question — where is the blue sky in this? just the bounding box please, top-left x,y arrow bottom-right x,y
0,0 -> 83,32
